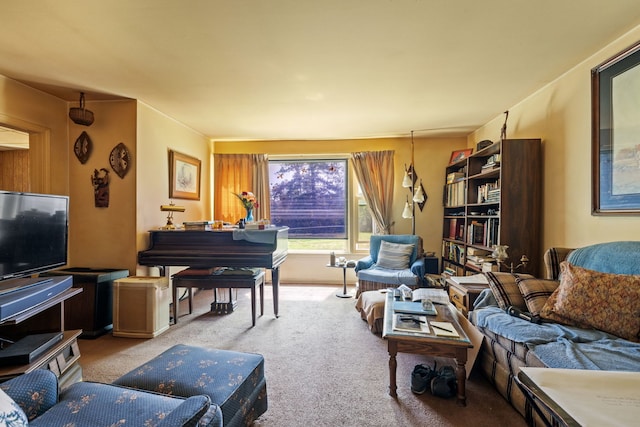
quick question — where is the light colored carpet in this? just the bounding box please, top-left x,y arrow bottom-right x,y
79,284 -> 526,427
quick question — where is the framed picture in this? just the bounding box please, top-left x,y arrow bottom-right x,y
449,148 -> 473,165
169,150 -> 201,200
592,41 -> 640,215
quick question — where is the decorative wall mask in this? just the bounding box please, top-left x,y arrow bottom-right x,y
109,142 -> 131,178
73,131 -> 93,164
91,168 -> 110,208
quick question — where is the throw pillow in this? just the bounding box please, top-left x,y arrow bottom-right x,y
0,388 -> 28,426
516,277 -> 559,316
485,272 -> 534,310
376,241 -> 414,270
541,262 -> 640,342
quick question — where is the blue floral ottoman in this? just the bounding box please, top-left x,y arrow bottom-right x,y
113,344 -> 267,427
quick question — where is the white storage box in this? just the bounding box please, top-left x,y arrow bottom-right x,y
112,276 -> 170,338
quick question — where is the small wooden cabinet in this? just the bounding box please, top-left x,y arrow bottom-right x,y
42,268 -> 129,337
447,280 -> 489,316
0,286 -> 83,387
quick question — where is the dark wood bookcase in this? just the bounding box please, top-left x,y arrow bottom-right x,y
441,139 -> 542,277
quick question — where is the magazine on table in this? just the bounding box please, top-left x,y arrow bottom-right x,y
392,314 -> 429,333
397,284 -> 450,305
428,321 -> 460,338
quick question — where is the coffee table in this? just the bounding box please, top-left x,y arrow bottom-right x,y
381,291 -> 472,405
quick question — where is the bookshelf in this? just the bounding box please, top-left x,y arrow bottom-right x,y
441,139 -> 542,277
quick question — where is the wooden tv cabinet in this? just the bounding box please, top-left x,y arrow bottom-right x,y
0,286 -> 83,388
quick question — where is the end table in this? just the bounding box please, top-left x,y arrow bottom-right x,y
326,263 -> 354,298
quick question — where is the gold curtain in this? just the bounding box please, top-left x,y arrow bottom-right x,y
351,150 -> 395,234
213,153 -> 270,224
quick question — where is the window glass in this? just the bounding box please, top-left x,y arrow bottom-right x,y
269,159 -> 348,251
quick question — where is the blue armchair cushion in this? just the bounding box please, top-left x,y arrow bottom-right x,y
376,241 -> 415,270
0,388 -> 28,426
355,235 -> 425,287
28,381 -> 211,427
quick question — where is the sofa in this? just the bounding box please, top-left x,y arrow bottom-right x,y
0,369 -> 221,426
469,241 -> 640,426
355,234 -> 426,298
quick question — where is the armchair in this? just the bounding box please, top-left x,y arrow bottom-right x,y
355,234 -> 425,297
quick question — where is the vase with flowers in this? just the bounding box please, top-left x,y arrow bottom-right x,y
234,191 -> 259,222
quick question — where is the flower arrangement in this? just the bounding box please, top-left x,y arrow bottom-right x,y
234,191 -> 259,210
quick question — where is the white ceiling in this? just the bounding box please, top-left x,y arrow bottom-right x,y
1,1 -> 640,142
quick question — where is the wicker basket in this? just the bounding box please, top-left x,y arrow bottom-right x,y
69,92 -> 94,126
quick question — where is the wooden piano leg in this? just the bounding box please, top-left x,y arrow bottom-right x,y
271,267 -> 280,318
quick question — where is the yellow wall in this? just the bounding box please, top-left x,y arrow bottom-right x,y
214,136 -> 466,284
470,25 -> 640,255
0,75 -> 69,195
67,100 -> 138,272
136,102 -> 211,276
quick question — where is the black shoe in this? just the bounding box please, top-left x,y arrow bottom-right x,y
411,363 -> 436,394
431,366 -> 457,398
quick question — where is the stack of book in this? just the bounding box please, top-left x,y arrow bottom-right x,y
481,154 -> 501,171
183,221 -> 213,231
465,247 -> 494,269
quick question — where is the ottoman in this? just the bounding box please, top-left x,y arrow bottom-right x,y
355,290 -> 387,334
113,344 -> 267,427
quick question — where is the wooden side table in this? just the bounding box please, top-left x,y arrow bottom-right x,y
446,279 -> 489,316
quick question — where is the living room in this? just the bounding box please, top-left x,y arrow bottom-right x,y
1,2 -> 640,425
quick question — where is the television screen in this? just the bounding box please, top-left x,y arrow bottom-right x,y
0,191 -> 69,281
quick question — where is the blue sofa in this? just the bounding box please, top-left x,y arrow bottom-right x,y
355,234 -> 426,297
0,369 -> 222,426
470,241 -> 640,425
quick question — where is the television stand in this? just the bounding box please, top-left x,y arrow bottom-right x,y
0,285 -> 83,388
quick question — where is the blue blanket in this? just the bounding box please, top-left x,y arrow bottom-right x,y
472,306 -> 640,371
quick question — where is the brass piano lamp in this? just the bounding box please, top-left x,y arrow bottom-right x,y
160,202 -> 185,230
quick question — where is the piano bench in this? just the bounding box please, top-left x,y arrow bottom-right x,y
172,268 -> 265,327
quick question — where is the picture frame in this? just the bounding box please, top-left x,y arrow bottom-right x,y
448,148 -> 473,165
169,150 -> 201,200
591,40 -> 640,215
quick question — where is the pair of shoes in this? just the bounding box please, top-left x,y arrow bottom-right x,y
411,363 -> 437,394
431,365 -> 457,398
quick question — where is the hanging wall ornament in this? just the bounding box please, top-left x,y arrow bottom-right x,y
91,168 -> 110,208
73,131 -> 93,164
109,142 -> 131,179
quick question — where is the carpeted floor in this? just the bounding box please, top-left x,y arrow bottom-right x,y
79,284 -> 526,427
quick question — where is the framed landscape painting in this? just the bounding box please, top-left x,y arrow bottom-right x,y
169,150 -> 201,200
592,41 -> 640,215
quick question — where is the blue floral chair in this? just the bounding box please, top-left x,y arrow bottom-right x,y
0,369 -> 222,427
355,234 -> 426,297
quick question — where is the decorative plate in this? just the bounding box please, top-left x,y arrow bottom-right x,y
73,131 -> 92,164
109,142 -> 131,179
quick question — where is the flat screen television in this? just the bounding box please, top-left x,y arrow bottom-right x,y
0,191 -> 69,282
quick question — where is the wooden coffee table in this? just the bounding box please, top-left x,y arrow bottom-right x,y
381,292 -> 472,405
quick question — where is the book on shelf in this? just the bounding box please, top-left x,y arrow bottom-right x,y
446,171 -> 465,183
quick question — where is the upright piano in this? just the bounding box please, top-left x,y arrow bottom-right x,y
138,227 -> 288,316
